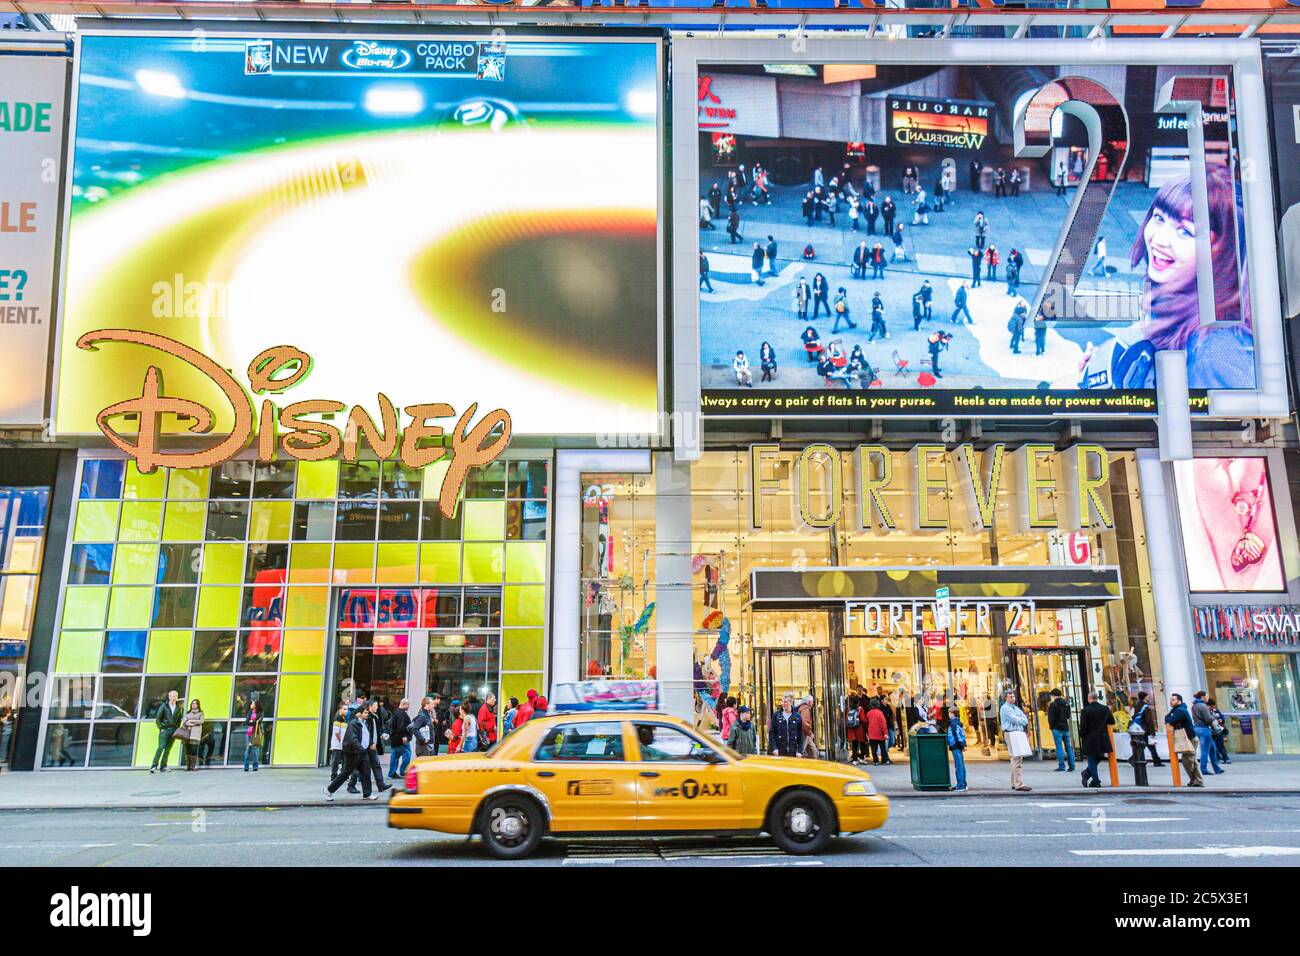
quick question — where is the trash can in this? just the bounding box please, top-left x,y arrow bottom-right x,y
909,732 -> 953,791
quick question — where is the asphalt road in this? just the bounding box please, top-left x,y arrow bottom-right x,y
3,793 -> 1300,867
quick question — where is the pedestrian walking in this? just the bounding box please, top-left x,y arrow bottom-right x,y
912,292 -> 924,332
477,693 -> 498,751
699,196 -> 714,230
794,276 -> 811,319
732,350 -> 754,387
866,699 -> 890,765
918,280 -> 933,320
699,251 -> 713,293
1047,688 -> 1076,772
1006,260 -> 1021,298
881,196 -> 897,235
870,242 -> 887,278
849,197 -> 861,231
1000,690 -> 1033,791
760,341 -> 777,382
802,191 -> 815,227
927,330 -> 950,378
708,181 -> 722,217
1033,312 -> 1047,355
891,223 -> 907,262
765,235 -> 779,277
149,689 -> 183,773
386,698 -> 413,777
947,706 -> 968,791
727,705 -> 758,755
799,694 -> 819,759
911,187 -> 930,226
770,692 -> 804,757
350,699 -> 391,794
328,701 -> 348,774
242,701 -> 265,771
410,695 -> 440,756
864,197 -> 879,235
968,158 -> 982,192
181,698 -> 204,771
727,207 -> 742,244
974,211 -> 989,250
1008,301 -> 1027,354
951,282 -> 973,325
968,246 -> 983,286
985,244 -> 999,280
1191,691 -> 1224,775
812,273 -> 830,319
325,704 -> 377,801
846,694 -> 865,762
1208,697 -> 1232,764
1132,691 -> 1164,767
749,242 -> 766,286
933,174 -> 946,212
869,292 -> 888,342
1079,691 -> 1114,788
1089,235 -> 1108,276
1055,162 -> 1067,196
1165,693 -> 1204,787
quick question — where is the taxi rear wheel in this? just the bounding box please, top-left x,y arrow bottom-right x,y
480,794 -> 544,859
767,790 -> 834,855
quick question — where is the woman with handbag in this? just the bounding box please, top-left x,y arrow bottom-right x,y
243,703 -> 265,772
181,699 -> 204,771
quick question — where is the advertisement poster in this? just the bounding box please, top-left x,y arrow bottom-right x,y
695,62 -> 1252,416
1174,458 -> 1285,593
0,53 -> 65,425
57,34 -> 661,437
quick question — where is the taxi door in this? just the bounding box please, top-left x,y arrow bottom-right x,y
522,720 -> 638,832
628,722 -> 745,831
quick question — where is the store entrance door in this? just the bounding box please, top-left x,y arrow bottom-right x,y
755,649 -> 831,758
1010,648 -> 1089,761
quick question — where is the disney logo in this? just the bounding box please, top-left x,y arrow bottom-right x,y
342,40 -> 413,71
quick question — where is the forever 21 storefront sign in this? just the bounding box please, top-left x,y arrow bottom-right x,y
76,330 -> 512,518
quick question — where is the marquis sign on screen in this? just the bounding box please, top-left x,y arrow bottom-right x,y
696,62 -> 1256,417
57,33 -> 661,438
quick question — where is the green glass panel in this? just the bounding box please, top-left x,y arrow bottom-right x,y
278,674 -> 322,719
108,586 -> 153,629
333,543 -> 375,583
146,629 -> 194,673
419,543 -> 461,584
195,587 -> 241,629
112,544 -> 159,585
288,543 -> 332,584
162,501 -> 206,541
61,586 -> 109,629
463,544 -> 503,583
201,543 -> 246,585
73,501 -> 120,542
503,585 -> 544,627
119,501 -> 163,541
54,630 -> 103,673
376,543 -> 418,584
166,467 -> 210,500
285,587 -> 329,628
501,628 -> 544,672
123,461 -> 167,499
504,542 -> 547,584
249,501 -> 293,541
462,501 -> 504,541
187,674 -> 233,718
501,673 -> 543,708
282,630 -> 325,672
295,460 -> 339,500
272,720 -> 319,765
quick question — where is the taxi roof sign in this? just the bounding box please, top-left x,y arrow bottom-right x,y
549,680 -> 662,713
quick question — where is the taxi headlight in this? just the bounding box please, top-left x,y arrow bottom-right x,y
843,780 -> 876,796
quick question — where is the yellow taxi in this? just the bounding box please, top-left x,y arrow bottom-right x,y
387,711 -> 888,858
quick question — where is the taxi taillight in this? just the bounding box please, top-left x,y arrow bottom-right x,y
405,769 -> 418,793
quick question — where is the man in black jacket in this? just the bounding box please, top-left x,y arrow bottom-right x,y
349,699 -> 392,795
387,698 -> 413,779
149,689 -> 183,773
326,702 -> 376,800
1079,692 -> 1114,788
1047,688 -> 1076,773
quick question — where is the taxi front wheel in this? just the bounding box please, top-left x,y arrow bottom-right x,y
480,794 -> 545,859
767,791 -> 834,855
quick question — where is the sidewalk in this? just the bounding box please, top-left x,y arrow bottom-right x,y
0,755 -> 1295,811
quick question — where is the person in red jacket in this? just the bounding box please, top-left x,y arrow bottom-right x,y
865,699 -> 891,766
846,693 -> 867,764
477,694 -> 498,747
514,689 -> 537,728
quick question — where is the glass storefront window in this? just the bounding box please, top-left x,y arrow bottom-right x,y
1203,652 -> 1300,756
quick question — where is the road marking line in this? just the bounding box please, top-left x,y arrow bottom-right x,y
1070,845 -> 1300,858
1065,816 -> 1189,823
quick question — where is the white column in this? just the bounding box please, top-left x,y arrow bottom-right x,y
654,451 -> 696,721
552,449 -> 651,686
1136,449 -> 1199,699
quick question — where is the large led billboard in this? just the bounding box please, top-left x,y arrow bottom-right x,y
690,58 -> 1264,418
56,33 -> 661,438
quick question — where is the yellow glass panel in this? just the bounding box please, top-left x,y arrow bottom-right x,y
501,673 -> 543,707
503,585 -> 545,627
133,728 -> 158,768
146,629 -> 193,673
201,543 -> 245,585
195,587 -> 240,629
119,501 -> 163,541
505,542 -> 547,584
54,630 -> 103,672
278,674 -> 322,718
288,543 -> 332,584
108,586 -> 153,629
61,586 -> 109,629
282,630 -> 326,672
285,587 -> 329,628
501,628 -> 544,672
420,458 -> 452,501
249,501 -> 293,542
112,544 -> 159,585
463,543 -> 503,583
376,543 -> 418,584
463,500 -> 504,541
162,501 -> 206,541
333,543 -> 375,584
419,543 -> 461,584
187,674 -> 233,718
123,460 -> 167,499
166,467 -> 210,500
73,501 -> 120,542
272,720 -> 320,765
296,460 -> 339,500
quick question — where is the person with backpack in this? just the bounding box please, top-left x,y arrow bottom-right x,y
832,287 -> 856,334
947,706 -> 968,791
846,694 -> 865,763
1131,691 -> 1164,768
1208,696 -> 1232,765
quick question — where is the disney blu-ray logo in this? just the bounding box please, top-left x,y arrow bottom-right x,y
342,41 -> 412,71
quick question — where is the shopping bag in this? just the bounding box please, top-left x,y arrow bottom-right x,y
1005,730 -> 1032,758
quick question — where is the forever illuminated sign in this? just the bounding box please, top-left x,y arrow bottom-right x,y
77,329 -> 512,519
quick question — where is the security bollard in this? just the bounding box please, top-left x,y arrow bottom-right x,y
1128,728 -> 1150,787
